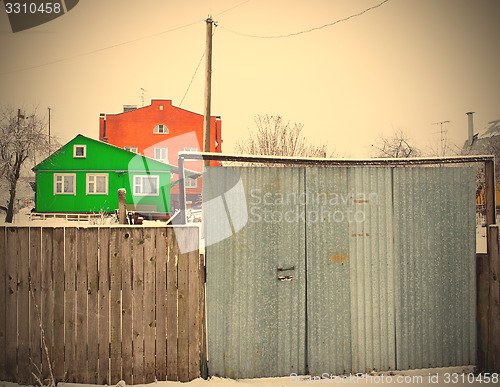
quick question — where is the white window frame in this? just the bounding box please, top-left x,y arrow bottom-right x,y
124,146 -> 138,153
154,147 -> 168,163
153,124 -> 169,134
86,173 -> 109,195
73,144 -> 86,158
54,173 -> 76,195
184,174 -> 198,188
133,175 -> 160,196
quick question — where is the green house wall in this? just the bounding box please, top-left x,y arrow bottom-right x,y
34,135 -> 171,213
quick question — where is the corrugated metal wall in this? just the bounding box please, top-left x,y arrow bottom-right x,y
204,165 -> 476,378
204,168 -> 307,378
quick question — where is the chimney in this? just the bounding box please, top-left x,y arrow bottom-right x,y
100,113 -> 108,142
466,112 -> 474,146
123,105 -> 137,113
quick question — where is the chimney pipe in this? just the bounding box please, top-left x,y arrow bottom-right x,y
100,113 -> 108,142
466,112 -> 474,146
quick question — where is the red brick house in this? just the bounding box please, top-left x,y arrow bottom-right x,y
99,99 -> 222,210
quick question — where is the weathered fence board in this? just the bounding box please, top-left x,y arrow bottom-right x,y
29,227 -> 42,385
53,228 -> 64,382
97,228 -> 110,385
0,228 -> 6,382
0,225 -> 202,385
64,227 -> 77,382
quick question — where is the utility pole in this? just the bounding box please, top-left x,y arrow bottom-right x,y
203,16 -> 213,167
48,107 -> 51,151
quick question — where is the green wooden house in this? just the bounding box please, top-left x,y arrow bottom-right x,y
33,134 -> 171,213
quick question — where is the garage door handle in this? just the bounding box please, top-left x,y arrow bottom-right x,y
278,275 -> 293,281
277,266 -> 295,272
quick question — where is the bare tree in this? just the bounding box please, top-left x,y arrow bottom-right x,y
0,107 -> 49,222
372,129 -> 421,158
236,115 -> 335,162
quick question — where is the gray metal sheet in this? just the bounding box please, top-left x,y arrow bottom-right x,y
204,167 -> 306,378
393,166 -> 476,370
306,167 -> 396,374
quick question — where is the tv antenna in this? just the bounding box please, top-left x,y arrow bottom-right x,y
432,120 -> 450,156
140,88 -> 147,106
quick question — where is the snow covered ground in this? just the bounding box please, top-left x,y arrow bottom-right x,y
0,366 -> 494,387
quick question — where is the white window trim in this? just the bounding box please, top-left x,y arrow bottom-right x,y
153,124 -> 169,134
86,173 -> 109,195
133,175 -> 160,196
154,147 -> 168,163
124,146 -> 138,153
54,173 -> 76,195
73,144 -> 86,158
184,174 -> 198,188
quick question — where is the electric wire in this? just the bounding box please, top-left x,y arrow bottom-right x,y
218,0 -> 389,38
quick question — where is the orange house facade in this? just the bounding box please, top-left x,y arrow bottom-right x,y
99,99 -> 222,210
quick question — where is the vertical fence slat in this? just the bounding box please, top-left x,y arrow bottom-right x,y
177,229 -> 189,382
166,228 -> 179,381
0,227 -> 5,382
187,228 -> 200,380
132,228 -> 144,384
53,228 -> 65,382
98,228 -> 110,385
143,228 -> 156,383
29,227 -> 42,385
41,228 -> 54,383
156,228 -> 167,381
110,228 -> 122,384
17,228 -> 30,385
76,228 -> 88,382
5,228 -> 18,382
64,228 -> 77,382
121,228 -> 133,385
199,252 -> 207,378
87,228 -> 99,384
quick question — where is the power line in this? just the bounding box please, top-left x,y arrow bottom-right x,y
0,18 -> 204,75
213,0 -> 252,17
218,0 -> 390,39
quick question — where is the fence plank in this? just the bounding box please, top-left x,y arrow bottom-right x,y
177,229 -> 190,382
87,228 -> 99,384
187,228 -> 200,380
166,228 -> 179,381
41,228 -> 54,383
64,228 -> 77,382
52,228 -> 65,382
76,228 -> 88,382
143,228 -> 156,383
121,228 -> 133,385
156,228 -> 167,381
5,228 -> 18,382
132,228 -> 144,384
29,227 -> 42,385
0,228 -> 5,382
98,228 -> 110,385
110,228 -> 122,384
199,253 -> 207,379
16,228 -> 30,385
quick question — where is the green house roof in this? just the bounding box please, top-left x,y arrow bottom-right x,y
33,134 -> 171,173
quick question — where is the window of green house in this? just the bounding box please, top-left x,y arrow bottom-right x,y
134,175 -> 159,196
73,144 -> 86,158
54,173 -> 76,195
87,173 -> 108,195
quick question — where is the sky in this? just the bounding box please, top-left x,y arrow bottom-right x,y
0,0 -> 499,158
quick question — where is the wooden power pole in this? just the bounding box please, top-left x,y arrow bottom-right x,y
203,17 -> 213,167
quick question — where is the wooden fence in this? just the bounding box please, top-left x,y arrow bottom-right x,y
0,225 -> 205,385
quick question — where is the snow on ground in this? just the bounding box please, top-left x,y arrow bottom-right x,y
0,366 -> 494,387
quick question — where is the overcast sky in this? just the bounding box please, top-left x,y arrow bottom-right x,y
1,0 -> 499,158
